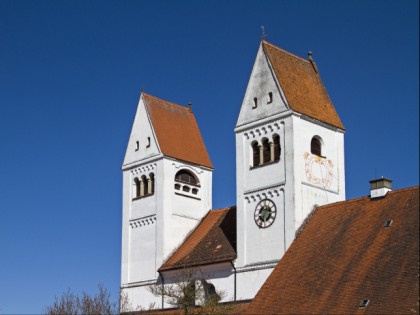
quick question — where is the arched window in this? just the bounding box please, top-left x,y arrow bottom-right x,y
252,97 -> 258,109
141,175 -> 148,195
251,141 -> 259,167
174,169 -> 201,198
273,134 -> 281,162
268,92 -> 273,104
175,170 -> 199,186
149,173 -> 155,195
311,137 -> 322,156
134,177 -> 141,198
262,138 -> 270,163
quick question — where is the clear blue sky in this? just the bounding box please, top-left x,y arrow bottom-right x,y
0,0 -> 418,313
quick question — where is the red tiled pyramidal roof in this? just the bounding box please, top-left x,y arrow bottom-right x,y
262,41 -> 345,130
143,93 -> 213,169
160,206 -> 237,271
245,186 -> 419,314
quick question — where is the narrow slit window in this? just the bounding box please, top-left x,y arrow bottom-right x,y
252,97 -> 258,109
268,92 -> 273,104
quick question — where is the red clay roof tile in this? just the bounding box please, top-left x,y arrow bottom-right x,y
160,207 -> 237,271
143,93 -> 213,169
245,186 -> 419,314
262,41 -> 345,130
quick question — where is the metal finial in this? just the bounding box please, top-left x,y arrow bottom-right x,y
188,102 -> 192,112
260,26 -> 267,41
308,51 -> 313,61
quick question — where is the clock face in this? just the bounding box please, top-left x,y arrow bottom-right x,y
254,199 -> 277,228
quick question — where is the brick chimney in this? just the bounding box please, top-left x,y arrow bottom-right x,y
369,177 -> 392,199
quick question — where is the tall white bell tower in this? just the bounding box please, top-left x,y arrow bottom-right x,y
120,93 -> 213,308
234,41 -> 346,299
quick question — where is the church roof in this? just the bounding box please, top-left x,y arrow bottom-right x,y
143,93 -> 213,169
262,41 -> 345,130
160,206 -> 237,271
245,186 -> 419,314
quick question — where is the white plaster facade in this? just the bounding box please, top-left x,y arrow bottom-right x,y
120,42 -> 346,309
121,95 -> 213,309
233,43 -> 345,299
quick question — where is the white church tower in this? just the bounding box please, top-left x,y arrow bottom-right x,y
234,41 -> 346,299
120,93 -> 213,307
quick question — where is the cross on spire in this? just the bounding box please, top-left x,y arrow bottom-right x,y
260,26 -> 267,41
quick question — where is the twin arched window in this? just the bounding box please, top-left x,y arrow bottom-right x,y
251,134 -> 281,167
133,173 -> 155,199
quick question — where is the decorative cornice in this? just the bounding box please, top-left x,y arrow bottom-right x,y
244,183 -> 285,203
294,112 -> 345,132
235,111 -> 292,133
172,162 -> 204,174
243,120 -> 284,140
122,155 -> 161,171
130,163 -> 157,176
129,215 -> 157,229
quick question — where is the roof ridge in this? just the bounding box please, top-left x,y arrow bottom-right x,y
142,92 -> 190,112
318,185 -> 419,210
211,206 -> 236,212
262,40 -> 310,64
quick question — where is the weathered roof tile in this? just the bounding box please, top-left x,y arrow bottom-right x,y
160,206 -> 237,271
245,186 -> 419,314
143,93 -> 213,169
262,41 -> 345,130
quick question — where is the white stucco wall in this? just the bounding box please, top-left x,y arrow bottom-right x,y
235,267 -> 274,300
291,116 -> 345,231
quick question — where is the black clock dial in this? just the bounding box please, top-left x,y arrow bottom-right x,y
254,199 -> 277,228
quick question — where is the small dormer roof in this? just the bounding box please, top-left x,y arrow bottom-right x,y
142,93 -> 213,169
159,206 -> 237,271
262,41 -> 345,130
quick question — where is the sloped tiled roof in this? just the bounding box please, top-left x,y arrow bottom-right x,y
143,93 -> 213,169
160,207 -> 237,271
245,186 -> 419,314
262,41 -> 345,130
